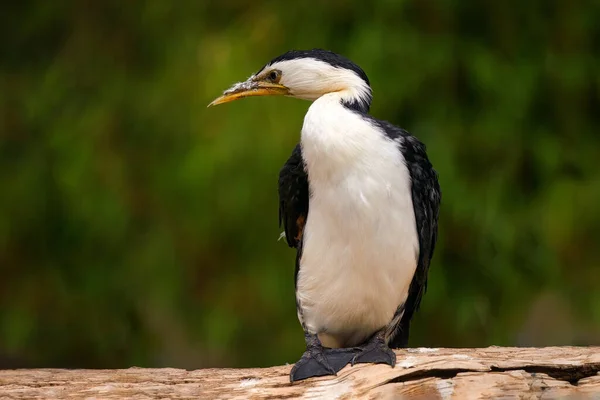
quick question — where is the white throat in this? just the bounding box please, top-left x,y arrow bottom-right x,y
300,93 -> 385,180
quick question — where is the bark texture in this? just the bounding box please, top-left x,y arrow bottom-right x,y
0,346 -> 599,399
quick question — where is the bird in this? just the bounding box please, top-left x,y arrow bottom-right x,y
209,49 -> 441,383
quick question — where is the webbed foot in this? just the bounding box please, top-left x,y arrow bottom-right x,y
351,330 -> 396,367
290,333 -> 360,382
290,333 -> 336,382
323,347 -> 358,372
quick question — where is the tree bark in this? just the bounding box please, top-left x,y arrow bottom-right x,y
0,347 -> 598,399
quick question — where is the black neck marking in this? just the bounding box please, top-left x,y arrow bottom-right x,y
341,93 -> 372,114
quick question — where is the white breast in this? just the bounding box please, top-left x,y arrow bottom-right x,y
296,94 -> 419,348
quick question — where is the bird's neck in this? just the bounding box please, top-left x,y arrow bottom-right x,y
301,93 -> 375,180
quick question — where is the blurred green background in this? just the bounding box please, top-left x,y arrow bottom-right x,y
1,1 -> 599,370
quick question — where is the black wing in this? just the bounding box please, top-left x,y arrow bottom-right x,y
372,121 -> 441,348
278,144 -> 310,282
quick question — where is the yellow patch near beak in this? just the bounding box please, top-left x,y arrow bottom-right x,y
208,80 -> 290,107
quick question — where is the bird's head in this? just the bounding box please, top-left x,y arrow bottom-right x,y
208,49 -> 372,112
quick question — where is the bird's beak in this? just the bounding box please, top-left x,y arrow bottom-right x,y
208,79 -> 290,107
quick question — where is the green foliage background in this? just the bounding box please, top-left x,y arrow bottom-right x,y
1,1 -> 599,369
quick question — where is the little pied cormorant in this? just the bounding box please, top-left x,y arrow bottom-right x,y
209,49 -> 441,382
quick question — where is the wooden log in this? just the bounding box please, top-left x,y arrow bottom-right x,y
0,347 -> 598,399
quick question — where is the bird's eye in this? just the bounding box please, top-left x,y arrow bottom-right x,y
267,70 -> 281,82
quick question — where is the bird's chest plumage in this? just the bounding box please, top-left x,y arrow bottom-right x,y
297,97 -> 419,348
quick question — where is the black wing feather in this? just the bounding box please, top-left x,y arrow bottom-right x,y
369,120 -> 441,348
278,143 -> 310,325
394,135 -> 441,347
278,144 -> 310,294
278,143 -> 309,250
